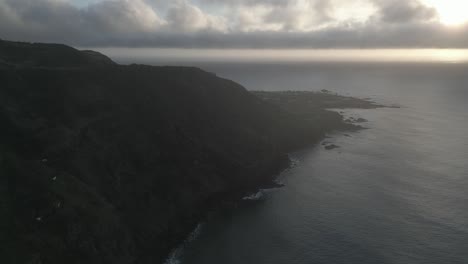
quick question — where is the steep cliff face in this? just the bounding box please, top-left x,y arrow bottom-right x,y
0,41 -> 331,264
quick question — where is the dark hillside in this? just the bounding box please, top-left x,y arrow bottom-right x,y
0,40 -> 342,264
0,39 -> 115,68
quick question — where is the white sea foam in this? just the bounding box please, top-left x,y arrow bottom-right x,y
163,223 -> 204,264
242,191 -> 264,201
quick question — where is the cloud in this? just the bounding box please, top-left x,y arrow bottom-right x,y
166,0 -> 227,32
373,0 -> 437,23
0,0 -> 467,48
85,0 -> 164,33
0,0 -> 166,44
197,0 -> 290,7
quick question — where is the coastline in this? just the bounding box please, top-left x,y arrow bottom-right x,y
163,90 -> 386,263
1,39 -> 387,264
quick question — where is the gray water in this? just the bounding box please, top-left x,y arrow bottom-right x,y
117,56 -> 468,263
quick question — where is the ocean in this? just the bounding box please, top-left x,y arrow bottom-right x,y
105,51 -> 468,264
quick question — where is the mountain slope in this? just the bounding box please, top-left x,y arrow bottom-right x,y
0,40 -> 346,264
0,39 -> 115,68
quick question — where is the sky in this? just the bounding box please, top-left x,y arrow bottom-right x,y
1,0 -> 468,48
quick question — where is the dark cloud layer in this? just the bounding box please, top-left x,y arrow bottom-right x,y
374,0 -> 437,23
0,0 -> 467,48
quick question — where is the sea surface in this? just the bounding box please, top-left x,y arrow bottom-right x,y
108,52 -> 468,264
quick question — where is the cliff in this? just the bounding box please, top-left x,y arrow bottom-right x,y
0,40 -> 352,264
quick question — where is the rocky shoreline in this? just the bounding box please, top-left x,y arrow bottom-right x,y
163,90 -> 386,263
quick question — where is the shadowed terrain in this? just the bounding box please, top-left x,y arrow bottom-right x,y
0,40 -> 373,264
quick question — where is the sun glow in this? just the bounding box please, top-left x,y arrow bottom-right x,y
423,0 -> 468,26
